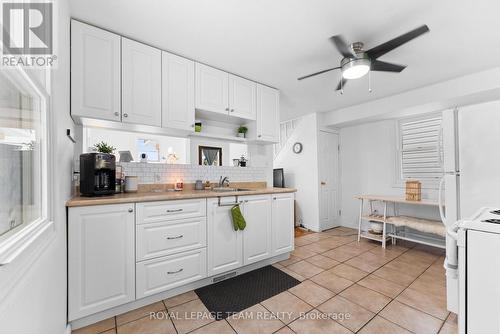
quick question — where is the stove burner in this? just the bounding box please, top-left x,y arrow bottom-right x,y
491,210 -> 500,215
483,219 -> 500,224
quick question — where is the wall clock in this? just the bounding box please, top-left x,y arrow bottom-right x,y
293,142 -> 303,154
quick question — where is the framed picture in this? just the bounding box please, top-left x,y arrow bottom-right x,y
198,146 -> 222,166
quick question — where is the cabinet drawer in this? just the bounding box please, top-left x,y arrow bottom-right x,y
137,199 -> 206,224
136,248 -> 207,298
136,217 -> 206,261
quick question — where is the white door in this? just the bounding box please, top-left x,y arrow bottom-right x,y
242,195 -> 272,265
207,197 -> 243,276
162,51 -> 195,131
71,20 -> 121,121
256,84 -> 279,142
318,131 -> 340,231
195,63 -> 229,115
68,204 -> 135,321
272,193 -> 295,255
228,75 -> 256,120
122,38 -> 162,126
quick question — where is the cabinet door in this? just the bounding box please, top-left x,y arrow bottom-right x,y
272,193 -> 295,255
68,204 -> 135,321
228,75 -> 256,120
162,52 -> 195,130
207,197 -> 243,276
122,38 -> 162,126
256,84 -> 279,142
195,63 -> 229,115
71,20 -> 121,121
242,195 -> 272,265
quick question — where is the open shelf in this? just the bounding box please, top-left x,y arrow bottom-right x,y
189,131 -> 248,143
361,215 -> 391,223
359,231 -> 392,243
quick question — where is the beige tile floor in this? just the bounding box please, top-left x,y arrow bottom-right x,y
73,227 -> 457,334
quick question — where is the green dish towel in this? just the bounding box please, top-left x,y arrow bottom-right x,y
231,204 -> 246,231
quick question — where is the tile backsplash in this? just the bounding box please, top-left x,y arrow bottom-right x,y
119,162 -> 267,184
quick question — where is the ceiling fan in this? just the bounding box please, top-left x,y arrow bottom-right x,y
297,25 -> 430,92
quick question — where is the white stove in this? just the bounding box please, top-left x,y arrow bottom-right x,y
448,207 -> 500,334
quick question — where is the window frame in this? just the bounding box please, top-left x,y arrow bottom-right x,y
0,66 -> 54,273
393,112 -> 444,190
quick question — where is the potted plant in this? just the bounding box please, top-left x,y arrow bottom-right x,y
93,141 -> 115,154
237,126 -> 248,138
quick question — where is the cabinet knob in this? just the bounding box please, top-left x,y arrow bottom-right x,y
128,208 -> 133,213
321,181 -> 326,185
114,112 -> 119,116
273,197 -> 277,200
230,109 -> 234,113
258,135 -> 262,138
123,113 -> 128,118
225,108 -> 229,111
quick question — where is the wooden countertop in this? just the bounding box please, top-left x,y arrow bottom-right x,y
67,187 -> 297,207
355,195 -> 440,207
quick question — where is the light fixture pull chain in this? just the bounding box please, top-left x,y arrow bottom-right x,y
368,70 -> 372,93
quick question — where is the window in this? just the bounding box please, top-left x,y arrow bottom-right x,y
397,113 -> 443,187
0,69 -> 47,238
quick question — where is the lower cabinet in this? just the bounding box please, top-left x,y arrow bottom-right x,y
207,197 -> 243,276
272,193 -> 295,255
136,248 -> 207,298
68,204 -> 136,321
242,195 -> 272,265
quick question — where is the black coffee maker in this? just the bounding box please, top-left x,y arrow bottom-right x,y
80,153 -> 116,196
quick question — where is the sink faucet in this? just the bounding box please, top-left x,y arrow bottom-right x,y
219,176 -> 230,187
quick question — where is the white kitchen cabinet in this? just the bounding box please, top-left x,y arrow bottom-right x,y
122,38 -> 162,126
272,193 -> 295,255
195,63 -> 229,115
162,52 -> 195,130
207,197 -> 243,276
242,195 -> 272,265
228,75 -> 256,120
71,20 -> 121,121
68,204 -> 135,321
255,84 -> 280,142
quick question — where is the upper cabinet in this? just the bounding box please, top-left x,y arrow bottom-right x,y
195,63 -> 257,121
229,75 -> 257,120
253,84 -> 279,142
71,20 -> 121,121
195,63 -> 229,115
162,52 -> 195,131
122,38 -> 162,126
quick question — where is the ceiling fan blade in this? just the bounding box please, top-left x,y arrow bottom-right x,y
297,67 -> 340,80
366,25 -> 430,60
335,78 -> 347,91
330,35 -> 355,58
371,60 -> 407,72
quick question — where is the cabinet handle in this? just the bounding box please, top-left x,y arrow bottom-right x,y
230,109 -> 234,113
123,113 -> 128,118
166,235 -> 183,240
114,112 -> 119,116
128,208 -> 133,213
258,135 -> 262,138
166,208 -> 183,213
167,268 -> 183,275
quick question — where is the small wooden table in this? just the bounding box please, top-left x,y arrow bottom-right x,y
355,195 -> 444,249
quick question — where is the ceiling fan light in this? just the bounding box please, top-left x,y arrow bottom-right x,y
342,58 -> 371,79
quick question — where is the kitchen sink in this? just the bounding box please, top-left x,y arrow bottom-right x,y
212,187 -> 254,192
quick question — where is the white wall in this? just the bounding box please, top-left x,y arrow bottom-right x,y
274,113 -> 321,231
0,1 -> 72,334
339,120 -> 440,229
84,127 -> 189,163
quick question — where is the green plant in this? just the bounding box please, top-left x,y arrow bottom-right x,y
237,126 -> 248,134
93,141 -> 115,154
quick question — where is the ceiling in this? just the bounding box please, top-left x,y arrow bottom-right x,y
69,0 -> 500,120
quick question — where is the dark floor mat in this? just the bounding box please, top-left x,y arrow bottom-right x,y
195,265 -> 300,320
